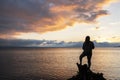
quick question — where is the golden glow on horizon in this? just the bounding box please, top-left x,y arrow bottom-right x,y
14,22 -> 120,43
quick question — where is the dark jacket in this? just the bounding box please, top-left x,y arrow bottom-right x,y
82,41 -> 94,54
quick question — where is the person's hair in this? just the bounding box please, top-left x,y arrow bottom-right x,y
85,36 -> 90,42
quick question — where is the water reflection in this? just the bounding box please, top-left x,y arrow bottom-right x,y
92,48 -> 120,79
0,48 -> 120,80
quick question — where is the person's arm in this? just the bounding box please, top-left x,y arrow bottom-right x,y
92,42 -> 95,49
82,42 -> 85,50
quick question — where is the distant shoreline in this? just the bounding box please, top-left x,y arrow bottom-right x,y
0,46 -> 119,49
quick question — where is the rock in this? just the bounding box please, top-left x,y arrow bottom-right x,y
68,63 -> 106,80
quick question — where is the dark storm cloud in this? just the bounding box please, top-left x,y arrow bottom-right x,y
0,0 -> 114,37
0,0 -> 51,34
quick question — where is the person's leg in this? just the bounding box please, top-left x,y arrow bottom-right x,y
79,52 -> 86,65
87,53 -> 92,68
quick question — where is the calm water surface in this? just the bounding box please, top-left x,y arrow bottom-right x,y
0,47 -> 120,80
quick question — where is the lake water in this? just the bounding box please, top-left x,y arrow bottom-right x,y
0,47 -> 120,80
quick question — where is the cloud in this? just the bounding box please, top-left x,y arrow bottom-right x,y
0,38 -> 83,47
0,39 -> 119,47
0,0 -> 116,38
0,38 -> 45,47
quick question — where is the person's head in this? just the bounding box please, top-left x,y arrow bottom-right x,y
85,36 -> 90,42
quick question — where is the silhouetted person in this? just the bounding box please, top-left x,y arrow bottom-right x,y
80,36 -> 95,69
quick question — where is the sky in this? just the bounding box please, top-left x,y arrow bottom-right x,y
0,0 -> 120,47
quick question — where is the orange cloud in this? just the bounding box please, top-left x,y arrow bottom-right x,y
0,0 -> 118,38
31,16 -> 75,33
